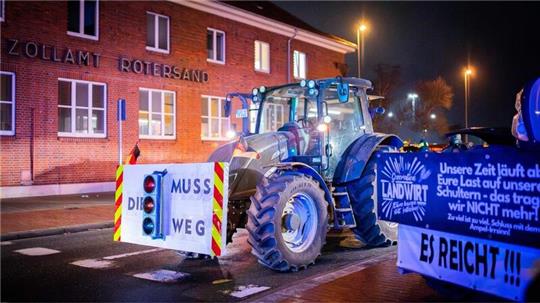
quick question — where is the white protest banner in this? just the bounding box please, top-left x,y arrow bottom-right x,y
118,163 -> 228,256
398,224 -> 540,301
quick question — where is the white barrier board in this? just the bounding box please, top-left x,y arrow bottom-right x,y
398,224 -> 540,301
120,163 -> 228,256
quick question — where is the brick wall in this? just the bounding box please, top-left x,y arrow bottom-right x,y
0,1 -> 346,187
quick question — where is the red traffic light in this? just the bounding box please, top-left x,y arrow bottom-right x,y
143,196 -> 155,214
143,175 -> 156,193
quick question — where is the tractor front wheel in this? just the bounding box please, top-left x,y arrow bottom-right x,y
247,173 -> 328,271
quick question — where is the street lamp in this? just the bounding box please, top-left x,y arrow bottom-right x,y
356,23 -> 368,78
388,111 -> 394,118
408,93 -> 418,123
430,113 -> 437,120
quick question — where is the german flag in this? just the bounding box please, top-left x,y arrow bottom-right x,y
125,142 -> 140,164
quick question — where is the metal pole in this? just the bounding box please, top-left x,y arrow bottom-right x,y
361,30 -> 365,78
118,117 -> 122,165
356,28 -> 361,78
412,97 -> 416,123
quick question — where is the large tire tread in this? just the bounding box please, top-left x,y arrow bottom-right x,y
346,155 -> 396,247
247,173 -> 327,271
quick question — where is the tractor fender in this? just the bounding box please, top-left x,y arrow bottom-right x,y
333,133 -> 403,184
266,162 -> 334,213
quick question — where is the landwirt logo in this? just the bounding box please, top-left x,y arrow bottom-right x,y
380,156 -> 431,221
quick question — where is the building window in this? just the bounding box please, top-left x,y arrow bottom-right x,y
0,0 -> 5,22
293,50 -> 307,79
0,72 -> 15,135
139,88 -> 175,139
254,40 -> 270,73
67,0 -> 99,40
207,28 -> 225,64
58,79 -> 106,137
146,12 -> 170,53
201,96 -> 229,140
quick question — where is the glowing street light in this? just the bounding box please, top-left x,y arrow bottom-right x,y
388,111 -> 394,118
430,113 -> 437,120
356,22 -> 368,78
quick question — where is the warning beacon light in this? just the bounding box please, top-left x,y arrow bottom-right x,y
142,171 -> 167,240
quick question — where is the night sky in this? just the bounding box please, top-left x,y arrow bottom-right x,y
275,1 -> 540,129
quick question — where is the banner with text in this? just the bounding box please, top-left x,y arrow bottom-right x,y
398,225 -> 540,301
121,163 -> 228,256
376,150 -> 540,248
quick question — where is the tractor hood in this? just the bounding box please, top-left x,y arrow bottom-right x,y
208,132 -> 292,200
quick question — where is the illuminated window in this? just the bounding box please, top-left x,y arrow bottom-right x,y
254,40 -> 270,73
0,71 -> 15,135
139,88 -> 175,139
146,12 -> 170,53
207,28 -> 225,64
67,0 -> 99,40
58,79 -> 106,137
201,96 -> 230,140
293,50 -> 307,79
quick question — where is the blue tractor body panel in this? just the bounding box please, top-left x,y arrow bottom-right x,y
333,133 -> 403,184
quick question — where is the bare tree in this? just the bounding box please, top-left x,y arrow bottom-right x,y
405,76 -> 454,138
371,64 -> 401,133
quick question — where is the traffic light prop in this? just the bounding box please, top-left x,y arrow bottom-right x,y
142,170 -> 167,240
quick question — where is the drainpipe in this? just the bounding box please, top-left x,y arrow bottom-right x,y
287,28 -> 298,83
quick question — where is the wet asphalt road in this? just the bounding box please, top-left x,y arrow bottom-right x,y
1,228 -> 396,302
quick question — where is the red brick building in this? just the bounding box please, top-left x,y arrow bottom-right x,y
0,0 -> 355,198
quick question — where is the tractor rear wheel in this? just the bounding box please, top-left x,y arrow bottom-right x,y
346,154 -> 398,247
247,173 -> 328,271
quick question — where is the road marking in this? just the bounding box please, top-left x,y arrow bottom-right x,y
14,247 -> 60,256
228,285 -> 271,298
248,249 -> 397,302
133,269 -> 189,283
1,241 -> 13,246
71,259 -> 115,269
103,248 -> 165,260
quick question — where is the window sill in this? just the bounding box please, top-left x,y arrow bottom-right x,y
0,131 -> 15,136
139,135 -> 176,141
146,46 -> 170,54
207,58 -> 225,65
58,132 -> 107,139
201,137 -> 233,142
255,69 -> 271,74
67,31 -> 99,41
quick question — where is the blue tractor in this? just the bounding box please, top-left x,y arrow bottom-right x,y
208,77 -> 402,271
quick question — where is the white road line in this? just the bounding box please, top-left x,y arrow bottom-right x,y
70,259 -> 115,269
1,241 -> 13,246
103,248 -> 165,260
133,269 -> 190,283
14,247 -> 60,256
248,249 -> 397,302
229,285 -> 271,298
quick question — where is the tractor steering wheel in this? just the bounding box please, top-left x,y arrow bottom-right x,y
297,118 -> 315,129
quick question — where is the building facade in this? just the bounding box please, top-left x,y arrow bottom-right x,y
0,0 -> 355,197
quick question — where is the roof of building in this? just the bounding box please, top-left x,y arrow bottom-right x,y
222,1 -> 356,48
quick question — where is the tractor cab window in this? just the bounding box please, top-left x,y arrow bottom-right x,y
259,96 -> 289,132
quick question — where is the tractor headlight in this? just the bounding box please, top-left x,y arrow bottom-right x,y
308,80 -> 316,88
300,79 -> 307,87
308,88 -> 319,96
259,86 -> 266,93
252,88 -> 259,96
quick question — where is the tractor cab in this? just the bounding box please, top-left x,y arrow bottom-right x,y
250,77 -> 374,179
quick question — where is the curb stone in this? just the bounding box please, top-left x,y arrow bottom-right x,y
1,221 -> 114,241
